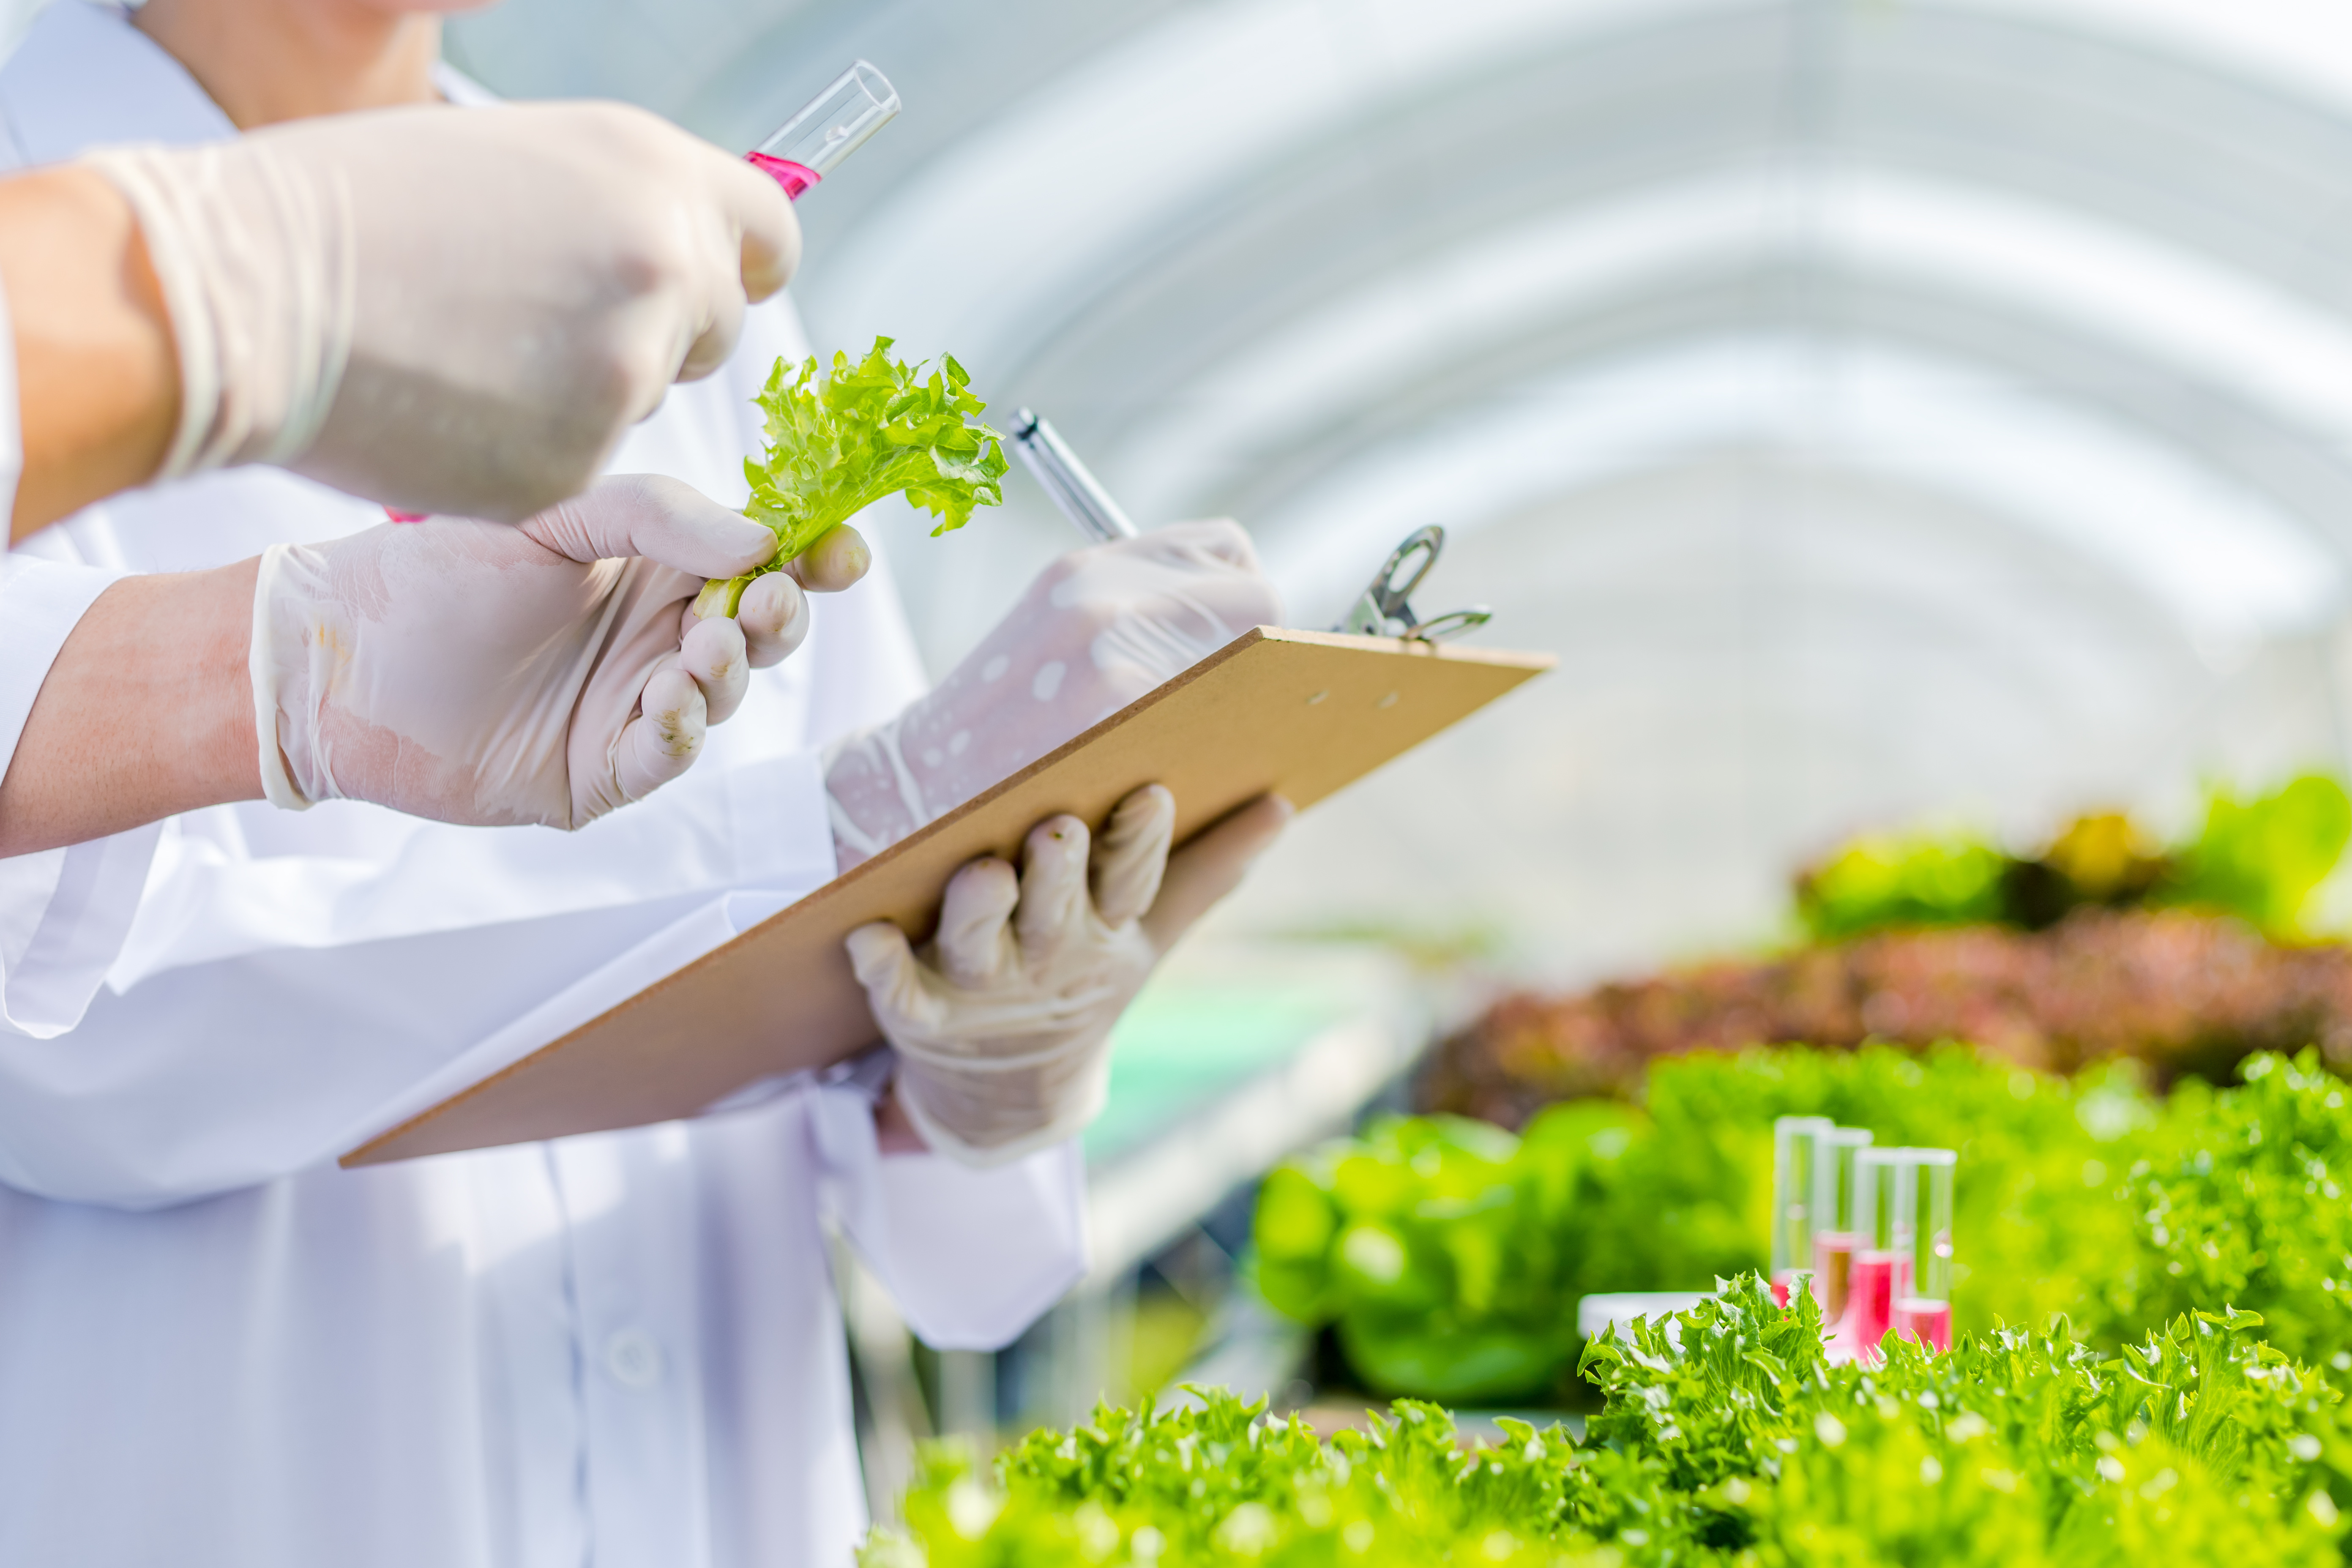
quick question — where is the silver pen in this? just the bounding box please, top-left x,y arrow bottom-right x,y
1008,409 -> 1140,543
1006,407 -> 1489,640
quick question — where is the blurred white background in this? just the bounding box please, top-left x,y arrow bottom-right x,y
30,0 -> 2352,981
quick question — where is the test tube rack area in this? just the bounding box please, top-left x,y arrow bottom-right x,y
1771,1117 -> 1956,1361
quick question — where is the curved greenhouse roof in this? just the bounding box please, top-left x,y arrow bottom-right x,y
437,1 -> 2352,969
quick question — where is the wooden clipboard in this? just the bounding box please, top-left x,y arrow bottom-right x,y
342,627 -> 1553,1165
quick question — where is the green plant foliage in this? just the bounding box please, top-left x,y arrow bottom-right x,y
2163,776 -> 2352,937
1251,1112 -> 1603,1403
1258,1045 -> 2147,1400
1628,1047 -> 2151,1341
697,337 -> 1005,616
866,1390 -> 1622,1568
1793,775 -> 2352,942
1796,829 -> 2011,941
870,1288 -> 2352,1566
1261,1045 -> 2352,1401
2099,1052 -> 2352,1365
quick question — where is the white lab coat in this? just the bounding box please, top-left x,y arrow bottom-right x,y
0,6 -> 1088,1565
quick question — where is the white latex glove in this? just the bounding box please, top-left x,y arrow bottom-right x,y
848,786 -> 1294,1166
825,520 -> 1282,866
251,474 -> 830,829
81,101 -> 797,520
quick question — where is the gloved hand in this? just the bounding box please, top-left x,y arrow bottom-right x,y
251,474 -> 855,829
80,101 -> 797,520
848,785 -> 1293,1166
825,520 -> 1281,866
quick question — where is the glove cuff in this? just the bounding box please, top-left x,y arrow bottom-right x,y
249,543 -> 317,812
893,1044 -> 1112,1170
80,141 -> 354,481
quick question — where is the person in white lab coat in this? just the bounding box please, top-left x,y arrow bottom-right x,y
0,68 -> 824,851
0,4 -> 1284,1565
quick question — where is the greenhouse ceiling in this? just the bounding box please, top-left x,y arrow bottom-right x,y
434,0 -> 2352,967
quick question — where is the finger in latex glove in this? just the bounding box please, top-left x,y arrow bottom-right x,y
846,784 -> 1292,1166
727,523 -> 871,674
825,521 -> 1281,866
82,101 -> 798,519
253,476 -> 802,828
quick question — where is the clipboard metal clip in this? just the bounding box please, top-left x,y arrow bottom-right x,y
1338,526 -> 1493,642
1005,410 -> 1492,643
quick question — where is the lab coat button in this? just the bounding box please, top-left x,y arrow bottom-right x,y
603,1327 -> 664,1390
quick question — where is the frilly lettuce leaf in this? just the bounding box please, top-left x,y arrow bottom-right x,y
696,336 -> 1006,617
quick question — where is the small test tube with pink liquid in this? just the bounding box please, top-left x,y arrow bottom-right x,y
1849,1148 -> 1912,1361
1811,1126 -> 1872,1336
1769,1116 -> 1832,1309
388,63 -> 901,527
1892,1148 -> 1956,1353
1853,1147 -> 1957,1361
746,61 -> 900,200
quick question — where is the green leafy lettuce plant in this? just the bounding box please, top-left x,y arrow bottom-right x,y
1260,1044 -> 2352,1400
1256,1045 -> 2148,1401
2100,1051 -> 2352,1365
870,1285 -> 2352,1566
2163,776 -> 2352,937
1795,775 -> 2352,941
1796,828 -> 2011,940
694,336 -> 1007,617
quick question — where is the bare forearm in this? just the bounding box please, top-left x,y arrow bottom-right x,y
0,560 -> 260,855
0,166 -> 180,540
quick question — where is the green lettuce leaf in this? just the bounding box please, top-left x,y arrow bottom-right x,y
696,336 -> 1006,617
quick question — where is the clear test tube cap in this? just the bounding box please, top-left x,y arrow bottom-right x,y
756,62 -> 901,191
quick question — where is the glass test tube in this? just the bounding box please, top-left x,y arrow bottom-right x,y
384,61 -> 901,531
386,69 -> 900,531
1851,1147 -> 1946,1362
1811,1126 -> 1872,1328
1770,1117 -> 1833,1308
748,61 -> 900,199
1892,1148 -> 1956,1353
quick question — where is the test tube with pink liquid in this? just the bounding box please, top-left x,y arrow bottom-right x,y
1852,1147 -> 1957,1361
388,63 -> 901,527
1811,1126 -> 1872,1332
746,61 -> 899,199
1770,1116 -> 1832,1309
1893,1148 -> 1956,1353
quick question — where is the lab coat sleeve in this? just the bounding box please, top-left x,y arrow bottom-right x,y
0,549 -> 160,1042
808,1084 -> 1088,1349
0,268 -> 156,1045
0,747 -> 841,1207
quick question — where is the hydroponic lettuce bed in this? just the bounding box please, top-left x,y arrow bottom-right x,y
867,1047 -> 2352,1564
1257,1046 -> 2352,1403
1422,776 -> 2352,1125
1422,907 -> 2352,1125
860,780 -> 2352,1563
867,1288 -> 2352,1566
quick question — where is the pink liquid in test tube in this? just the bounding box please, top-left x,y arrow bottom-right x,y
383,68 -> 892,527
1847,1250 -> 1903,1360
1893,1297 -> 1952,1352
1769,1271 -> 1792,1309
746,63 -> 896,202
744,152 -> 822,199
